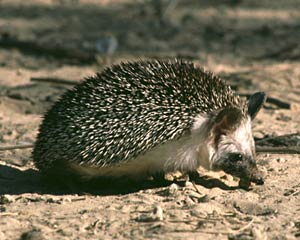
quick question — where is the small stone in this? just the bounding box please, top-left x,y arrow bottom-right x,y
46,197 -> 62,204
184,181 -> 194,189
295,221 -> 300,228
20,229 -> 44,240
62,197 -> 72,203
0,206 -> 6,212
185,190 -> 209,203
168,183 -> 178,195
184,196 -> 196,206
228,233 -> 252,240
252,226 -> 267,240
165,171 -> 184,181
289,222 -> 295,228
277,157 -> 286,163
0,195 -> 14,204
185,190 -> 202,199
254,132 -> 265,139
136,205 -> 164,222
153,205 -> 164,221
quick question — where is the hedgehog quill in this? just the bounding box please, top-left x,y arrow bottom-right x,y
33,60 -> 266,186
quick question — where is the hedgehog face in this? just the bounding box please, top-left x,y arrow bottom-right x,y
208,92 -> 266,183
209,114 -> 257,180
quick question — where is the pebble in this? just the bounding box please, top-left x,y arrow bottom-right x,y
136,205 -> 164,222
277,157 -> 286,163
184,190 -> 209,203
184,196 -> 196,206
0,195 -> 14,204
252,226 -> 267,240
184,181 -> 194,189
168,183 -> 178,195
20,229 -> 44,240
153,205 -> 164,221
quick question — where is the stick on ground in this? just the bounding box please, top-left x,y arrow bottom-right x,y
256,146 -> 300,154
238,93 -> 291,109
31,77 -> 78,85
0,144 -> 34,151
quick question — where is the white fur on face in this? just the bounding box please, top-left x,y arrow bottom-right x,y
209,116 -> 255,169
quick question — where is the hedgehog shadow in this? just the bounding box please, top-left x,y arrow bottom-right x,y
0,164 -> 238,196
0,164 -> 171,195
45,174 -> 240,195
0,164 -> 44,195
190,175 -> 239,191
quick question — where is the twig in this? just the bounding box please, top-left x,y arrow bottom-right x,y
0,144 -> 34,151
255,43 -> 299,60
0,212 -> 18,216
31,77 -> 78,86
235,218 -> 254,233
191,181 -> 202,195
168,219 -> 217,224
238,93 -> 291,109
90,219 -> 101,234
256,146 -> 300,154
265,96 -> 290,109
291,189 -> 300,196
71,197 -> 87,202
255,133 -> 300,144
173,229 -> 232,235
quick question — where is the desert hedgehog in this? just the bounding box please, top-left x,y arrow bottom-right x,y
33,60 -> 266,185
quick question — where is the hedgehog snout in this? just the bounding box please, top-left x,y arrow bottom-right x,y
212,153 -> 263,184
220,153 -> 255,176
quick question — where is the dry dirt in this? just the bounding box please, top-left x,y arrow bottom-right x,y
0,0 -> 300,239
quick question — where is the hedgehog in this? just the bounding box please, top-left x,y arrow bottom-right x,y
33,60 -> 266,186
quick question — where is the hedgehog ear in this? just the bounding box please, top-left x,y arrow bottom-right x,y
214,107 -> 243,132
248,92 -> 266,120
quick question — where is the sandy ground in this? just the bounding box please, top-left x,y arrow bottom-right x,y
0,0 -> 300,239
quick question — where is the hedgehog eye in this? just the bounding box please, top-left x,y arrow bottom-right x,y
228,153 -> 243,162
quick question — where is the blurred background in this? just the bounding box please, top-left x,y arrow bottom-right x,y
0,0 -> 299,158
0,0 -> 300,102
0,0 -> 300,69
